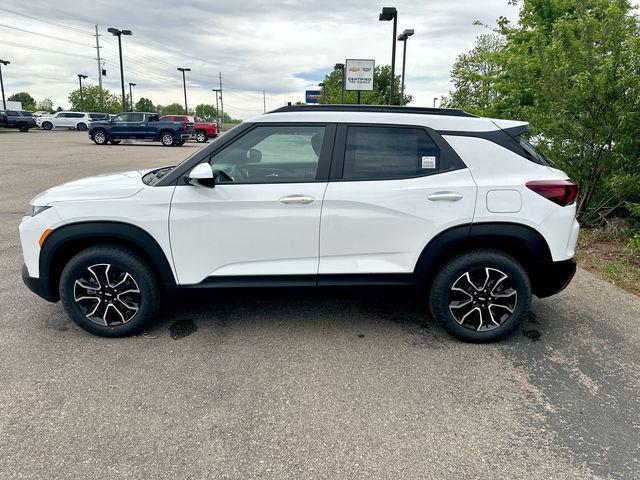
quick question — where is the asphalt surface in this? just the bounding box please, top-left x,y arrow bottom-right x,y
0,129 -> 638,479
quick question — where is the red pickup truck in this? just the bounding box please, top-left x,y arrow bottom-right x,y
159,115 -> 218,143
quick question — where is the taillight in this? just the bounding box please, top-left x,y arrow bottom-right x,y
526,179 -> 578,206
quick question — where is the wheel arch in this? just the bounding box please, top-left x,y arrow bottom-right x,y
40,221 -> 178,301
414,222 -> 553,296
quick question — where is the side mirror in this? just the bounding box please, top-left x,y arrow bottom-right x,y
187,163 -> 215,187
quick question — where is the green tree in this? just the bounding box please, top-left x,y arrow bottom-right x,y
36,98 -> 54,112
8,92 -> 36,110
195,103 -> 218,119
319,65 -> 412,105
157,102 -> 186,115
68,85 -> 127,113
444,0 -> 640,220
135,97 -> 155,112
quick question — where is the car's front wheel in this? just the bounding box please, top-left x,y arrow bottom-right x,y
429,250 -> 531,342
195,131 -> 208,142
42,121 -> 53,130
59,245 -> 161,337
92,130 -> 108,145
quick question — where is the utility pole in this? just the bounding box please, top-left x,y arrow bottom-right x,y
177,67 -> 190,113
433,97 -> 437,108
211,89 -> 220,123
218,72 -> 224,125
0,59 -> 9,110
94,25 -> 103,110
263,90 -> 266,113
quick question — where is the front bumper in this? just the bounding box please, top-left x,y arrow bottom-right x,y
532,258 -> 577,298
22,264 -> 58,302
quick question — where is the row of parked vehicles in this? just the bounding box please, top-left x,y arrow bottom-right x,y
0,109 -> 218,146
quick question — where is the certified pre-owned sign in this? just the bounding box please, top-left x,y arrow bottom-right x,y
345,59 -> 375,91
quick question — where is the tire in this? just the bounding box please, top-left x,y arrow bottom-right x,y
176,139 -> 185,146
92,130 -> 108,145
59,245 -> 161,337
429,250 -> 531,342
42,121 -> 53,130
18,123 -> 29,132
160,131 -> 175,147
110,140 -> 121,145
76,122 -> 87,131
195,131 -> 208,142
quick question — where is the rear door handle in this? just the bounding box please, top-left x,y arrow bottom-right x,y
279,194 -> 315,205
427,191 -> 464,202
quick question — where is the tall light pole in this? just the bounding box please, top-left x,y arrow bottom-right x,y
0,59 -> 9,110
318,82 -> 325,104
397,29 -> 414,105
107,27 -> 132,112
128,82 -> 136,110
379,7 -> 398,105
334,63 -> 345,104
177,67 -> 190,114
211,88 -> 220,123
433,97 -> 438,108
77,74 -> 88,111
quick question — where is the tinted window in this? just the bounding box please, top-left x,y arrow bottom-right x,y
113,113 -> 144,122
21,111 -> 33,116
343,126 -> 440,180
208,125 -> 325,183
7,111 -> 18,116
69,113 -> 84,118
148,114 -> 159,122
89,113 -> 108,120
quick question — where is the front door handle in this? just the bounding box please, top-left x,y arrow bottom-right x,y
279,194 -> 315,205
427,191 -> 464,202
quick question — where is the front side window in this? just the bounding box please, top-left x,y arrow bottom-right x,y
207,125 -> 325,184
343,126 -> 440,180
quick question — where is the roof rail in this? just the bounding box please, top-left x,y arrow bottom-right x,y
268,104 -> 476,118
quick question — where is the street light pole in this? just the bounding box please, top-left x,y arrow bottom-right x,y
107,27 -> 132,112
77,74 -> 88,111
211,88 -> 220,124
379,7 -> 398,105
129,82 -> 136,110
177,67 -> 191,114
0,59 -> 9,110
397,29 -> 414,105
334,63 -> 345,104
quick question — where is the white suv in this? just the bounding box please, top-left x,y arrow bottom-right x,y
20,105 -> 579,341
37,111 -> 91,131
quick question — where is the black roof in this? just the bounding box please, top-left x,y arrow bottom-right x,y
268,104 -> 476,118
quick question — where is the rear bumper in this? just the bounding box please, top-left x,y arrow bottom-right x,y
22,264 -> 58,302
532,258 -> 576,298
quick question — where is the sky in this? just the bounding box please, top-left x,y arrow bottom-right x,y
0,1 -> 520,119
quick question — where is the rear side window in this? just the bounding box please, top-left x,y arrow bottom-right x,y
518,136 -> 555,167
343,126 -> 440,180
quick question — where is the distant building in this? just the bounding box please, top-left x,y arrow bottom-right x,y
4,100 -> 22,110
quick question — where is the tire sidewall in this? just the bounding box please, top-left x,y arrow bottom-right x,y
18,123 -> 29,132
161,132 -> 174,146
429,251 -> 532,342
196,131 -> 207,142
77,122 -> 87,131
42,121 -> 53,130
59,247 -> 160,337
93,130 -> 108,145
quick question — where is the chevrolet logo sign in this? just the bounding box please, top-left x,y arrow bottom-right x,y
349,67 -> 360,72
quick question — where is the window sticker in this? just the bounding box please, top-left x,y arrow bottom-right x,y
421,155 -> 437,169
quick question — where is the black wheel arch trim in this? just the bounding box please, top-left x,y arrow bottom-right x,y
39,221 -> 178,299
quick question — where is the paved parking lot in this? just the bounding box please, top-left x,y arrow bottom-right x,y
1,129 -> 639,479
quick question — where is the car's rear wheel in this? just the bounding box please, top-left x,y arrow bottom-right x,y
160,132 -> 175,147
42,121 -> 53,130
176,139 -> 185,146
59,246 -> 161,337
76,122 -> 87,131
429,250 -> 531,342
92,130 -> 108,145
18,122 -> 29,132
195,131 -> 208,142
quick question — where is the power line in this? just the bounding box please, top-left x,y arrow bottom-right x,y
0,23 -> 93,47
0,39 -> 94,59
0,6 -> 93,35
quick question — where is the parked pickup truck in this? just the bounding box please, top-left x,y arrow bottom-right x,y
0,110 -> 37,132
160,114 -> 216,143
88,112 -> 190,147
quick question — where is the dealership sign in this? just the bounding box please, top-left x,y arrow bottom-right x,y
305,90 -> 321,104
345,59 -> 375,91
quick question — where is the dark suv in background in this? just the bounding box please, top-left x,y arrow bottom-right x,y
0,110 -> 37,132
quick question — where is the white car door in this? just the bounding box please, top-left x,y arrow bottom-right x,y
319,124 -> 477,276
169,123 -> 335,285
57,113 -> 72,128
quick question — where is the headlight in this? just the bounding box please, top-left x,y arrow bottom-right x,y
31,205 -> 51,217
